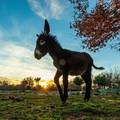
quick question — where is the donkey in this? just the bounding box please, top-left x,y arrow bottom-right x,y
34,19 -> 104,103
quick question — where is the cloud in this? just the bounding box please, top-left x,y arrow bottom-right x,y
0,43 -> 32,58
0,21 -> 56,80
0,30 -> 3,39
27,0 -> 47,19
0,42 -> 55,80
27,0 -> 64,19
45,0 -> 64,19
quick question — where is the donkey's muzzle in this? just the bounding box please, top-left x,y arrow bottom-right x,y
34,49 -> 42,60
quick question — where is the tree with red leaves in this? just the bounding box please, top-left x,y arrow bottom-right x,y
69,0 -> 120,52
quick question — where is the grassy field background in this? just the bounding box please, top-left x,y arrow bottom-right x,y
0,92 -> 120,120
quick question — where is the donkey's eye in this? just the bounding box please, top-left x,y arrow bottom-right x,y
39,40 -> 46,45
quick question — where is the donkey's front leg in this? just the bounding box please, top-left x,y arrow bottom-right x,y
63,71 -> 68,103
54,70 -> 64,102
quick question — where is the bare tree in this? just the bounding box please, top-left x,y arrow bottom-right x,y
113,68 -> 120,87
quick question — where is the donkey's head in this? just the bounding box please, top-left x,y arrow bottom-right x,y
34,19 -> 50,60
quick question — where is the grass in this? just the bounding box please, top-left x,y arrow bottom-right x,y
0,92 -> 120,120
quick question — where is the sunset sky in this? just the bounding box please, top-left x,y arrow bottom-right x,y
0,0 -> 120,81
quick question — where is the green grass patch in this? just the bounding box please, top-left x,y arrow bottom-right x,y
0,93 -> 120,120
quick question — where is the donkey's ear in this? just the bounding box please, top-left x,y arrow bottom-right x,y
36,34 -> 39,37
44,19 -> 50,35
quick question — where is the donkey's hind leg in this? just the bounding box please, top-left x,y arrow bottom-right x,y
54,70 -> 63,102
63,71 -> 68,103
81,68 -> 92,101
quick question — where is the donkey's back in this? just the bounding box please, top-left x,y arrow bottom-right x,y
63,49 -> 93,64
63,49 -> 104,73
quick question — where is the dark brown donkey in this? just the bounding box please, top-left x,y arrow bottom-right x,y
34,19 -> 104,103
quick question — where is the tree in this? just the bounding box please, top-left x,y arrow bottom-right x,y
34,77 -> 41,90
25,77 -> 34,89
2,80 -> 9,86
47,84 -> 57,91
73,76 -> 84,90
94,73 -> 112,88
0,80 -> 9,90
20,77 -> 34,91
113,69 -> 120,88
0,81 -> 2,85
20,79 -> 28,91
69,0 -> 120,52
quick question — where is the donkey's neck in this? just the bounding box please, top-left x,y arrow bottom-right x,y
47,37 -> 64,60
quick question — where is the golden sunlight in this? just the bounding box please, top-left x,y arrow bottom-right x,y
40,82 -> 48,88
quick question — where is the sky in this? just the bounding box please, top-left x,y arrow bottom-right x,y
0,0 -> 119,81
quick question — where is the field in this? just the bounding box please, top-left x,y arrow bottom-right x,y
0,92 -> 120,120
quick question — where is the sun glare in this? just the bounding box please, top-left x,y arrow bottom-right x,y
40,82 -> 48,88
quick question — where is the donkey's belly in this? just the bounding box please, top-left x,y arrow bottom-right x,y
68,63 -> 87,75
69,71 -> 84,75
69,70 -> 85,76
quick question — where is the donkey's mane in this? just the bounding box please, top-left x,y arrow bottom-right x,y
47,34 -> 62,50
40,33 -> 62,49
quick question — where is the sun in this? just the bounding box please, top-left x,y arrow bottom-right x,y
40,82 -> 48,88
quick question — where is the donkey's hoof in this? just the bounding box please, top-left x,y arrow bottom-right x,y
61,101 -> 68,106
62,101 -> 66,104
61,99 -> 68,105
84,98 -> 90,102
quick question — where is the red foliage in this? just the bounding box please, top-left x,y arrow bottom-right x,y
69,0 -> 120,51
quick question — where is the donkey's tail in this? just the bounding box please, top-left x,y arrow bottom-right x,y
92,63 -> 104,70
